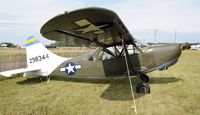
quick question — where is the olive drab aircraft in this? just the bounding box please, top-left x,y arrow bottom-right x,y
0,7 -> 182,94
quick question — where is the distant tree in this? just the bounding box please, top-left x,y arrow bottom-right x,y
147,42 -> 154,46
51,39 -> 90,47
0,42 -> 16,48
184,42 -> 191,49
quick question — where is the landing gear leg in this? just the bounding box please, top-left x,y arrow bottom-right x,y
138,72 -> 149,82
39,76 -> 43,80
47,76 -> 51,83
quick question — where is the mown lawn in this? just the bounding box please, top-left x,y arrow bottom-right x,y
0,50 -> 200,115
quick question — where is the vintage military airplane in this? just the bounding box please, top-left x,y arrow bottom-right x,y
0,7 -> 181,94
191,44 -> 200,50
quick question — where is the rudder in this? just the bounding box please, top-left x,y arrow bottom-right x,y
25,36 -> 67,76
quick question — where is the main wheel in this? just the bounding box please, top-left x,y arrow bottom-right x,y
140,74 -> 149,82
136,82 -> 150,94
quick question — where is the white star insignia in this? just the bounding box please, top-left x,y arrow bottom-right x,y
66,63 -> 75,74
59,63 -> 82,75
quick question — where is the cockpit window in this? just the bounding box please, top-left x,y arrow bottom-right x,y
127,45 -> 141,54
98,51 -> 113,60
96,44 -> 143,61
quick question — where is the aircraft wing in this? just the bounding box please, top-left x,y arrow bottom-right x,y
40,7 -> 136,47
0,67 -> 41,77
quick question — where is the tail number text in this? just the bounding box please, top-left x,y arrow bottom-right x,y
29,54 -> 49,63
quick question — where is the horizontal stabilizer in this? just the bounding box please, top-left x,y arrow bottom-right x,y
0,67 -> 41,77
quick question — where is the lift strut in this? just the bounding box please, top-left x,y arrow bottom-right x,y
121,35 -> 137,114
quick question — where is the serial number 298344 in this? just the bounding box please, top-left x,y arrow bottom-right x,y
29,54 -> 49,63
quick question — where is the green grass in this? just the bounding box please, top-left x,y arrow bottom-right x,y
0,49 -> 25,55
0,50 -> 200,115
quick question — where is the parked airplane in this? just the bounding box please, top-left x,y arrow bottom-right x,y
191,44 -> 200,50
0,7 -> 182,94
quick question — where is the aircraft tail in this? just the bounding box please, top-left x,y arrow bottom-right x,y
0,36 -> 68,77
25,36 -> 68,76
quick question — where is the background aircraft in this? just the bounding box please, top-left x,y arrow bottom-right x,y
191,44 -> 200,50
0,7 -> 182,94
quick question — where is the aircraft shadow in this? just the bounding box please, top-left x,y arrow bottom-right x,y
60,76 -> 180,100
16,77 -> 48,85
16,76 -> 180,100
100,78 -> 143,100
100,76 -> 180,100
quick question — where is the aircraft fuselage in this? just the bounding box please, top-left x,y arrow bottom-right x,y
51,44 -> 181,78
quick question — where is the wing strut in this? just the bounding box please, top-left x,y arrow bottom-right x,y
114,17 -> 143,53
121,35 -> 137,113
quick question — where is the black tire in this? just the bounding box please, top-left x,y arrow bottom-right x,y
140,74 -> 149,82
136,82 -> 150,94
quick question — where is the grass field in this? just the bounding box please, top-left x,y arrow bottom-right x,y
0,50 -> 200,115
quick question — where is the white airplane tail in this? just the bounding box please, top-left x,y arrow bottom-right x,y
25,36 -> 68,76
0,36 -> 68,77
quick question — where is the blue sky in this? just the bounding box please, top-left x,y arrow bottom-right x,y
0,0 -> 200,45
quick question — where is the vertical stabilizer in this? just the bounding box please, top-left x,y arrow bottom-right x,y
25,36 -> 68,76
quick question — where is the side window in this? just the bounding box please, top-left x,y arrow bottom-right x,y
127,45 -> 141,54
98,51 -> 113,60
98,51 -> 103,60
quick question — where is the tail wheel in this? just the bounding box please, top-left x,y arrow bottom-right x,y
136,82 -> 150,94
140,74 -> 149,82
